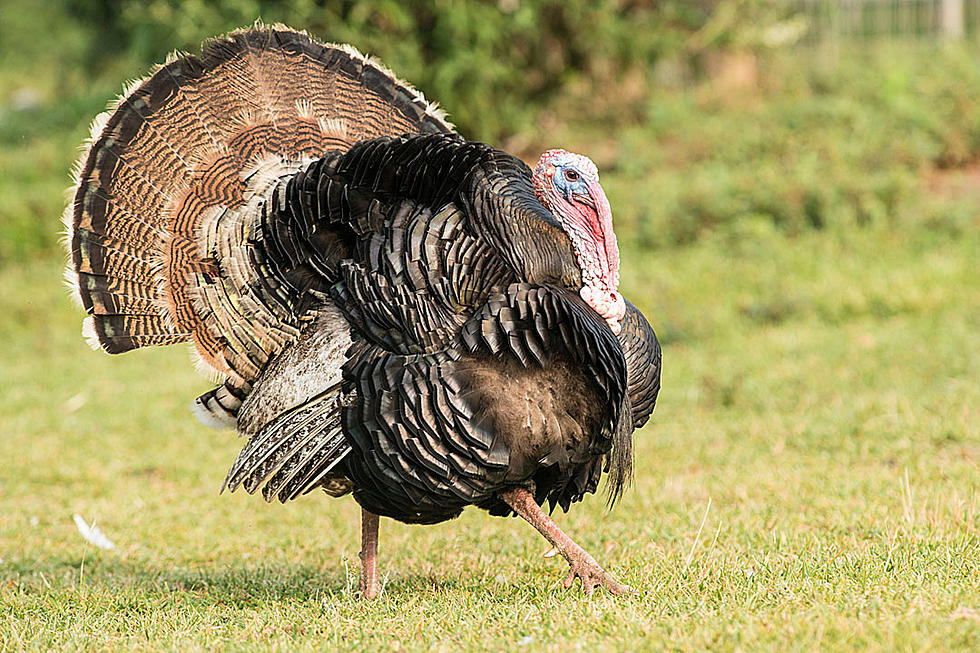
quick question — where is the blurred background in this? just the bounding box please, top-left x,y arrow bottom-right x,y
2,0 -> 980,262
1,2 -> 977,647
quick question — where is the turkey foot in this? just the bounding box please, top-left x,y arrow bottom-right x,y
561,547 -> 630,596
359,508 -> 380,600
500,487 -> 630,596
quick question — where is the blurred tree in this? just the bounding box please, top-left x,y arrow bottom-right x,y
49,0 -> 717,141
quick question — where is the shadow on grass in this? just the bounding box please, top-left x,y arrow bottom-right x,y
11,554 -> 501,604
156,566 -> 511,603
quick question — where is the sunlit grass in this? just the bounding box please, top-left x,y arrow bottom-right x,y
1,224 -> 977,650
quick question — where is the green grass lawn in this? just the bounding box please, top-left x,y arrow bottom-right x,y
1,224 -> 977,651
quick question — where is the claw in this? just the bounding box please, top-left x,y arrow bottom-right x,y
563,568 -> 575,589
561,554 -> 632,596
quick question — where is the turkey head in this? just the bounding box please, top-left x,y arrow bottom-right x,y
532,149 -> 625,334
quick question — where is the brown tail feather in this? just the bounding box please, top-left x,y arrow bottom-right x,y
65,23 -> 454,389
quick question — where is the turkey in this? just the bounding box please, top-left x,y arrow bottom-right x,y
64,24 -> 661,598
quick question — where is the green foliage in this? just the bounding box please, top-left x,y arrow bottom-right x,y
585,42 -> 980,249
0,0 -> 701,266
2,0 -> 980,265
68,0 -> 696,142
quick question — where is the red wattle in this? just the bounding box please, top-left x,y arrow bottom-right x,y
586,178 -> 620,291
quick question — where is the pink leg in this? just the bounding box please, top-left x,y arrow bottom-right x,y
499,487 -> 630,596
359,508 -> 380,600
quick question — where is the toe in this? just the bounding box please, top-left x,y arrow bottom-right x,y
562,568 -> 576,589
583,576 -> 597,597
605,577 -> 631,596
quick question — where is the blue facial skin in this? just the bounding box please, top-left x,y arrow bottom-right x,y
552,164 -> 589,202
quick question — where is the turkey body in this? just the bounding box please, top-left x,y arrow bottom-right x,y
239,134 -> 649,524
65,24 -> 661,594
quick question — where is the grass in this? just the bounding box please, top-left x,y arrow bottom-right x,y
1,222 -> 978,650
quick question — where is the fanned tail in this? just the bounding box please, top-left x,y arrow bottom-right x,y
64,23 -> 454,394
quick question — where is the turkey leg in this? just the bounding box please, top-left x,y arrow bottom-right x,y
359,508 -> 380,599
499,487 -> 630,596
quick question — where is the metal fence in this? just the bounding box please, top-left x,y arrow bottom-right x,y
791,0 -> 980,40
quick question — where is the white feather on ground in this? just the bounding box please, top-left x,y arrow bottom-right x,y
72,514 -> 115,550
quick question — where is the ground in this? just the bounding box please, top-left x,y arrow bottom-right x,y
1,224 -> 977,651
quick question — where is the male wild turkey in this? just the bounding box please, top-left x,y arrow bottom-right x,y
64,24 -> 661,597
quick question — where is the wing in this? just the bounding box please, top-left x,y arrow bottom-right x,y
218,303 -> 354,502
253,133 -> 586,353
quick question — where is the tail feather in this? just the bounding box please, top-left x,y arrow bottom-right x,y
82,314 -> 187,354
191,383 -> 243,430
222,385 -> 349,501
66,23 -> 454,394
